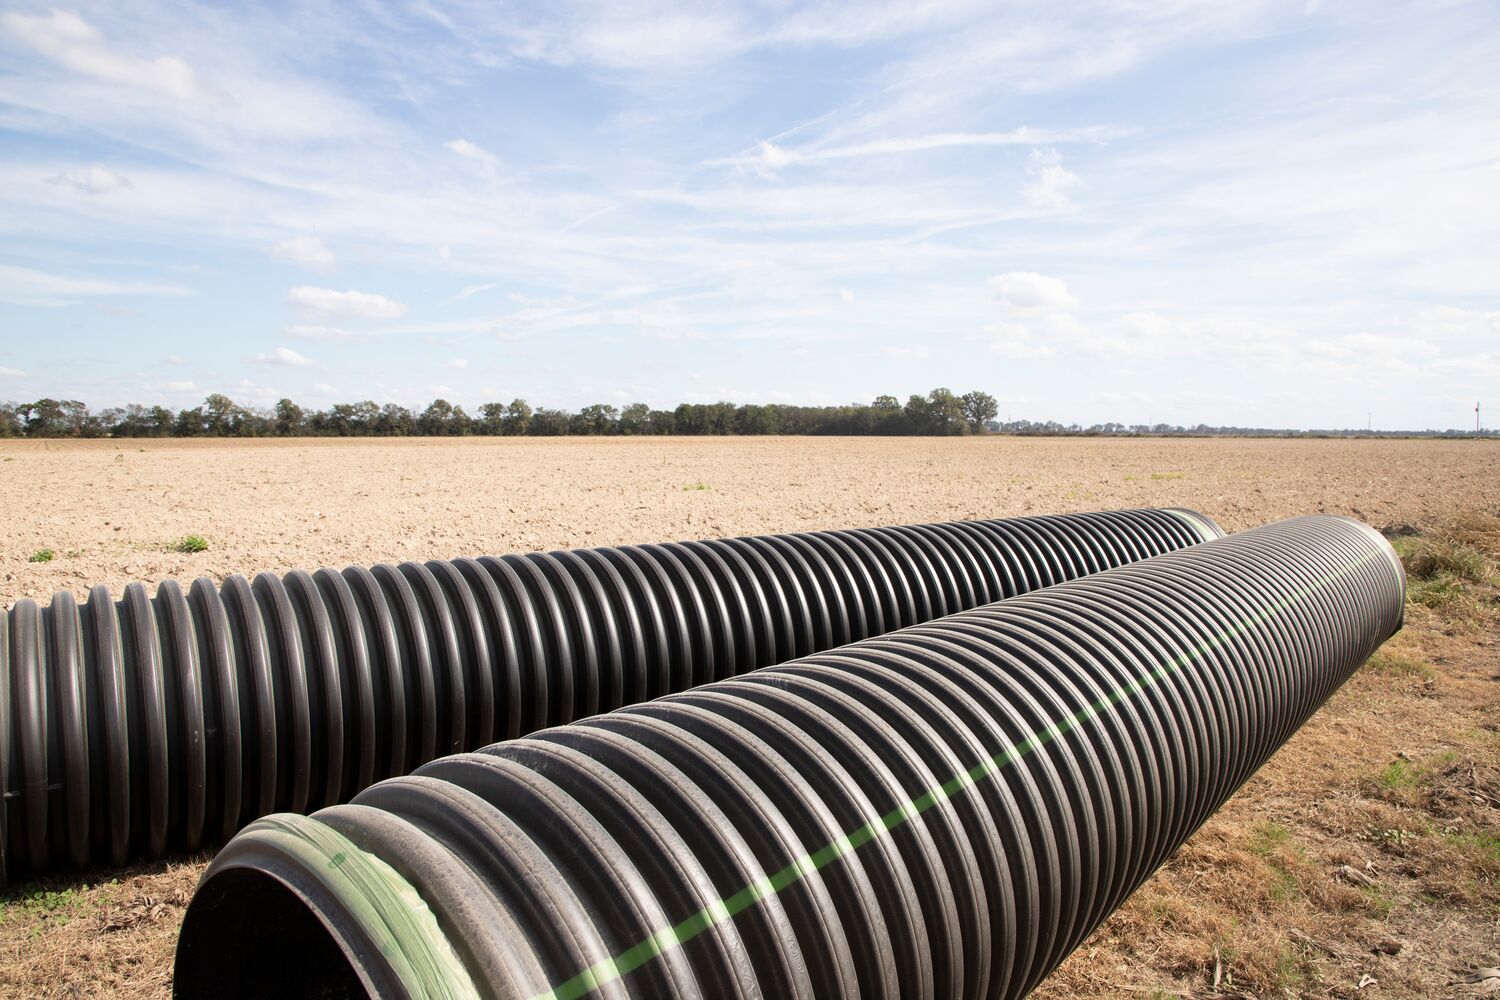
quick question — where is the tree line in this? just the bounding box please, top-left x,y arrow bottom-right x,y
0,389 -> 1001,438
1,392 -> 1487,439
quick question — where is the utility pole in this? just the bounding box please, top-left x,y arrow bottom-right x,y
1478,401 -> 1483,439
1367,411 -> 1371,433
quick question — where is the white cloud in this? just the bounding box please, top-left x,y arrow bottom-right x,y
839,288 -> 855,303
442,358 -> 469,369
160,380 -> 198,392
439,282 -> 499,307
0,366 -> 26,377
2,10 -> 199,100
1416,306 -> 1500,341
1022,148 -> 1081,210
1432,355 -> 1500,378
879,345 -> 931,359
987,322 -> 1057,360
718,126 -> 1122,174
286,324 -> 350,341
287,286 -> 406,319
0,264 -> 190,306
45,165 -> 131,195
445,138 -> 498,168
310,381 -> 338,394
253,346 -> 314,367
989,271 -> 1078,310
231,378 -> 281,404
271,236 -> 335,271
1304,332 -> 1439,375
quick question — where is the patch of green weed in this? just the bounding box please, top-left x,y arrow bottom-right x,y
171,534 -> 209,553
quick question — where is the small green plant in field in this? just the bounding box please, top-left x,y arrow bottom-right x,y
171,534 -> 209,553
1123,473 -> 1139,481
682,483 -> 711,492
1150,471 -> 1186,481
1364,650 -> 1434,680
1272,944 -> 1308,990
1404,540 -> 1490,584
1390,529 -> 1497,616
1248,821 -> 1292,855
1380,758 -> 1419,792
1444,829 -> 1500,866
0,879 -> 114,930
1408,574 -> 1469,611
27,548 -> 55,563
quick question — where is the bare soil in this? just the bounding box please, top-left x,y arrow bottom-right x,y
1,435 -> 1496,998
2,436 -> 1495,607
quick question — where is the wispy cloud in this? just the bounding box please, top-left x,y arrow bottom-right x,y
271,236 -> 336,271
714,126 -> 1125,174
286,325 -> 351,341
444,138 -> 499,169
45,165 -> 132,194
252,346 -> 314,367
1021,148 -> 1080,210
440,282 -> 500,306
287,287 -> 406,319
990,272 -> 1078,310
3,9 -> 200,99
0,265 -> 190,307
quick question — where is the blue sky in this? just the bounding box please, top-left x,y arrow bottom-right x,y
0,1 -> 1496,429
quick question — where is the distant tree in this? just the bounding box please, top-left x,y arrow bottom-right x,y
673,403 -> 706,435
577,403 -> 619,436
646,409 -> 676,435
0,403 -> 21,437
734,404 -> 777,435
618,402 -> 650,435
476,402 -> 506,436
18,398 -> 67,437
175,405 -> 206,436
960,391 -> 998,434
925,387 -> 969,435
501,398 -> 532,436
418,399 -> 458,436
902,394 -> 930,434
530,407 -> 571,436
704,402 -> 736,435
375,403 -> 413,436
149,405 -> 176,436
274,398 -> 304,436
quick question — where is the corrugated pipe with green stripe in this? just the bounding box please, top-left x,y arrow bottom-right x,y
174,515 -> 1403,999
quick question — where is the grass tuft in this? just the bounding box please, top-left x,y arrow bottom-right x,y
27,548 -> 55,563
682,483 -> 711,492
1364,650 -> 1434,680
1150,471 -> 1186,480
170,534 -> 209,554
1379,758 -> 1419,792
1403,540 -> 1489,584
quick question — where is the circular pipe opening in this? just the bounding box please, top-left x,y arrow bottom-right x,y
175,867 -> 367,999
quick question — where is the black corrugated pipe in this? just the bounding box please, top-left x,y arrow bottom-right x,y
0,508 -> 1221,881
174,515 -> 1403,1000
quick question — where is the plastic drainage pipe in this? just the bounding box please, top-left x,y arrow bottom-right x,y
174,515 -> 1403,1000
0,508 -> 1220,881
